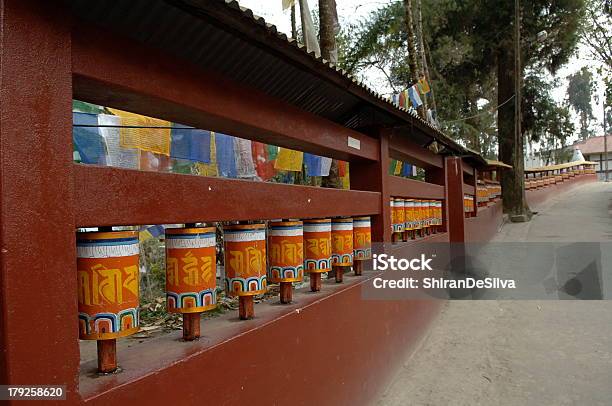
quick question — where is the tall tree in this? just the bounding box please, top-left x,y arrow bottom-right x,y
343,0 -> 584,218
402,0 -> 425,118
319,0 -> 338,63
566,67 -> 596,140
319,0 -> 341,188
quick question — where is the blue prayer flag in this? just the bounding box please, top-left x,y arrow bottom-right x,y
401,162 -> 412,177
73,112 -> 106,165
215,133 -> 237,178
170,124 -> 211,163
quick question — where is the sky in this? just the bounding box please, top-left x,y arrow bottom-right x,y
238,0 -> 607,147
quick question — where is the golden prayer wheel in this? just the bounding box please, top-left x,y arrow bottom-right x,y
352,216 -> 372,275
77,230 -> 140,341
223,223 -> 267,319
267,221 -> 304,283
303,218 -> 332,292
166,226 -> 217,340
165,227 -> 217,314
331,218 -> 353,283
77,230 -> 140,373
268,220 -> 303,303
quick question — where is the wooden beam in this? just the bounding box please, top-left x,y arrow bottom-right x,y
71,25 -> 378,163
388,134 -> 443,169
387,176 -> 444,200
74,165 -> 381,227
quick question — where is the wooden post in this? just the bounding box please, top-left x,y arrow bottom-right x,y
182,313 -> 201,341
310,273 -> 322,292
334,266 -> 344,283
280,282 -> 293,303
354,261 -> 364,276
239,296 -> 254,320
97,339 -> 117,373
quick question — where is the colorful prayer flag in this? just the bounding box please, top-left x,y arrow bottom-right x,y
235,138 -> 257,178
417,78 -> 431,95
274,148 -> 303,171
98,114 -> 139,169
251,141 -> 276,181
303,153 -> 333,177
215,133 -> 237,178
170,124 -> 211,163
73,112 -> 107,165
409,85 -> 423,108
108,108 -> 171,156
195,132 -> 219,177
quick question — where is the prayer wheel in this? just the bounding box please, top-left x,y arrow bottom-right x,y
268,220 -> 304,304
165,226 -> 217,341
413,200 -> 423,237
303,219 -> 332,292
391,198 -> 405,243
223,223 -> 267,320
77,230 -> 140,373
352,216 -> 372,276
403,199 -> 415,241
331,218 -> 353,283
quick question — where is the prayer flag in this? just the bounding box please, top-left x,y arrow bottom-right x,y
73,112 -> 107,165
304,153 -> 332,176
170,124 -> 211,163
98,114 -> 139,169
195,132 -> 219,177
235,138 -> 257,178
251,141 -> 275,180
418,78 -> 431,94
215,133 -> 237,178
275,148 -> 303,171
108,108 -> 171,156
409,85 -> 423,108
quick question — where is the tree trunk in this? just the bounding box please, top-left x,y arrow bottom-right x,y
291,4 -> 297,39
414,0 -> 428,113
402,0 -> 425,119
497,42 -> 531,217
319,0 -> 338,63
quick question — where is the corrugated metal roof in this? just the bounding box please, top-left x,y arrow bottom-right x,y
69,0 -> 483,160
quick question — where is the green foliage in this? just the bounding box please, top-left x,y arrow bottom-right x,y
341,0 -> 586,156
566,67 -> 596,140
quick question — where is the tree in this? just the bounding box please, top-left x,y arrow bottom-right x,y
319,0 -> 339,63
566,67 -> 596,140
318,0 -> 342,188
342,0 -> 585,218
402,0 -> 425,118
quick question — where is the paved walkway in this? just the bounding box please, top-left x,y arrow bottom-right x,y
378,182 -> 612,406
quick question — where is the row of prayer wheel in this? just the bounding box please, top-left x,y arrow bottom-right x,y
390,198 -> 443,242
76,216 -> 372,373
464,195 -> 475,217
476,183 -> 501,206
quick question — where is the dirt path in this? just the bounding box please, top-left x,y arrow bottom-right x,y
377,182 -> 612,406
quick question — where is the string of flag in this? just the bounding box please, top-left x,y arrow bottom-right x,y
72,107 -> 348,187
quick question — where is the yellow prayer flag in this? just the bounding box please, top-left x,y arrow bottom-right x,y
195,132 -> 219,177
274,148 -> 304,171
108,108 -> 171,156
341,164 -> 350,190
418,78 -> 431,94
394,160 -> 402,176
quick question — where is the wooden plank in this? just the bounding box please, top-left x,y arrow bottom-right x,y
74,165 -> 381,227
71,25 -> 378,163
387,176 -> 444,200
388,135 -> 443,169
463,183 -> 475,195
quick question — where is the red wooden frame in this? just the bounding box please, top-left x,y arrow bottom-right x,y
0,2 -> 485,404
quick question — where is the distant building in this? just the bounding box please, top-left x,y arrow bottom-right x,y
571,135 -> 612,180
